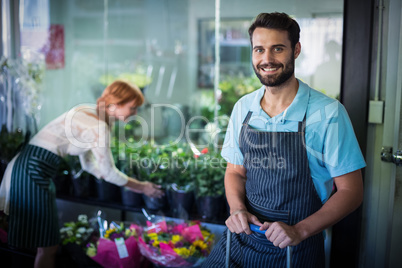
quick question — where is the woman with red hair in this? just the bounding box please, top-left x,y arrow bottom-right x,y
0,80 -> 163,268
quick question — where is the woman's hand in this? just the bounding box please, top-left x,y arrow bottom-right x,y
140,181 -> 164,198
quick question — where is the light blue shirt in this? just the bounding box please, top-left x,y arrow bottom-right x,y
221,79 -> 366,203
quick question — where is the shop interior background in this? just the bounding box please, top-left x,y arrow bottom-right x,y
4,0 -> 343,144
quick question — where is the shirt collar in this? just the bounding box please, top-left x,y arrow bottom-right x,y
249,79 -> 310,122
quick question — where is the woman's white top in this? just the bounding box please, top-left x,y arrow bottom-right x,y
0,104 -> 128,214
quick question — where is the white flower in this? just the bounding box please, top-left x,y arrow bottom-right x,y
177,148 -> 183,154
60,227 -> 72,234
205,122 -> 218,134
78,214 -> 88,224
77,227 -> 87,233
172,151 -> 177,157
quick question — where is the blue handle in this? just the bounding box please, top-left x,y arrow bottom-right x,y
249,224 -> 265,234
248,224 -> 292,268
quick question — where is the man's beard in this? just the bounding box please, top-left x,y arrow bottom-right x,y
253,54 -> 295,87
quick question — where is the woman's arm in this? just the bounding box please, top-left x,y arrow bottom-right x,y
123,177 -> 164,198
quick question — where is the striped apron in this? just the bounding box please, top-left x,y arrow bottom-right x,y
8,144 -> 62,248
203,111 -> 324,268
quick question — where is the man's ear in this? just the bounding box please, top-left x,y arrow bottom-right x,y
294,42 -> 301,59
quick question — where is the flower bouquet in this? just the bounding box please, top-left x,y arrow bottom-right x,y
137,219 -> 215,267
59,215 -> 100,267
60,215 -> 96,246
86,221 -> 150,268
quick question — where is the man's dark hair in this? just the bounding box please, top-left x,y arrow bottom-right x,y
248,12 -> 300,48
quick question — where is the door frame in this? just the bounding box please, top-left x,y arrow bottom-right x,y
333,0 -> 374,267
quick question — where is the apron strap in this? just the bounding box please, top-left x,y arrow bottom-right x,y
242,111 -> 253,125
298,114 -> 307,132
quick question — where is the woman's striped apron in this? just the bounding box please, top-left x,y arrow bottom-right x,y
203,111 -> 325,268
8,144 -> 62,248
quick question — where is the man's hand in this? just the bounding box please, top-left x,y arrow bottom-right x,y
260,221 -> 304,248
225,209 -> 262,235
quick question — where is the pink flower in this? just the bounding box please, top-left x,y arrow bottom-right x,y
147,220 -> 168,234
172,224 -> 185,234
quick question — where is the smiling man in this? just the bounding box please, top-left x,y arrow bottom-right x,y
202,12 -> 366,267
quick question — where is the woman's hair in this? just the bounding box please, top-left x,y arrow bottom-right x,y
97,80 -> 144,108
248,12 -> 300,49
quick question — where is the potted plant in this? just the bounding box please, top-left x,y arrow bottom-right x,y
190,147 -> 227,221
164,142 -> 195,218
59,215 -> 100,268
132,141 -> 170,211
63,155 -> 97,199
111,134 -> 144,208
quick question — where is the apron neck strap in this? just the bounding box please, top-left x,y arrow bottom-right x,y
242,111 -> 253,125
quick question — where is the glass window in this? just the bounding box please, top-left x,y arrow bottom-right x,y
15,0 -> 343,147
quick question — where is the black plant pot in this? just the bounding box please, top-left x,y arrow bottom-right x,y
142,194 -> 167,211
0,159 -> 8,184
121,187 -> 144,207
53,172 -> 72,195
95,179 -> 121,203
167,186 -> 194,219
196,195 -> 225,221
71,173 -> 96,198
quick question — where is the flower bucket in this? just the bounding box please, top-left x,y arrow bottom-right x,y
121,187 -> 144,207
167,184 -> 194,219
196,195 -> 225,221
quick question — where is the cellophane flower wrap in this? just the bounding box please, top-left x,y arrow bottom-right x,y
86,221 -> 150,268
138,219 -> 215,267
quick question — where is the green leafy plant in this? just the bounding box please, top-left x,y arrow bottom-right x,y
99,68 -> 152,89
0,125 -> 25,162
190,147 -> 226,197
143,142 -> 193,189
218,75 -> 261,116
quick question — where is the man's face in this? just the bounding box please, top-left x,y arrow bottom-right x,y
251,27 -> 300,87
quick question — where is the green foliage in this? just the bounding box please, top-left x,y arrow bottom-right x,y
99,69 -> 152,89
0,125 -> 25,162
189,148 -> 226,197
218,75 -> 261,116
137,142 -> 194,188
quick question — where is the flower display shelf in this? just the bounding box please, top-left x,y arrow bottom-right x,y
56,192 -> 228,226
